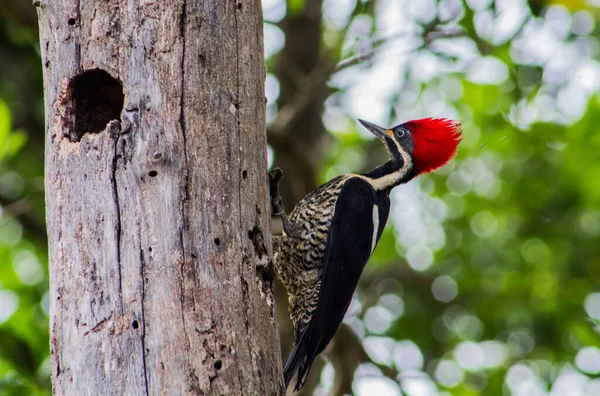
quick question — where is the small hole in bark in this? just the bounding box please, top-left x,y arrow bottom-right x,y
63,69 -> 124,142
214,238 -> 221,246
132,320 -> 139,329
68,18 -> 76,26
237,3 -> 242,11
214,360 -> 222,370
242,170 -> 247,179
45,60 -> 50,68
148,170 -> 158,177
148,247 -> 153,252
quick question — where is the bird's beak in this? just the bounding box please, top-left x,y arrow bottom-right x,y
358,119 -> 392,140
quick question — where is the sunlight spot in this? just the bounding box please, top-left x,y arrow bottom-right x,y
314,362 -> 334,396
0,218 -> 22,245
12,249 -> 44,285
410,52 -> 442,83
579,211 -> 600,237
406,245 -> 434,271
266,145 -> 274,169
440,77 -> 464,101
262,0 -> 285,22
409,0 -> 437,24
364,336 -> 396,366
584,293 -> 600,320
378,294 -> 405,319
446,171 -> 471,196
550,366 -> 589,395
572,11 -> 595,36
505,363 -> 545,395
470,211 -> 498,238
323,0 -> 355,29
575,347 -> 600,374
491,0 -> 528,45
507,330 -> 535,356
544,5 -> 571,40
263,23 -> 285,59
521,238 -> 550,264
345,316 -> 366,338
41,292 -> 49,316
444,194 -> 465,219
585,378 -> 600,395
454,341 -> 485,371
364,306 -> 394,334
557,83 -> 587,122
474,10 -> 494,39
432,276 -> 458,303
465,0 -> 493,12
393,340 -> 424,371
399,370 -> 438,396
455,314 -> 483,340
0,172 -> 24,200
0,290 -> 19,324
265,74 -> 280,103
425,197 -> 448,222
467,56 -> 508,85
434,360 -> 464,387
480,340 -> 508,368
355,376 -> 402,396
38,356 -> 51,380
324,107 -> 352,134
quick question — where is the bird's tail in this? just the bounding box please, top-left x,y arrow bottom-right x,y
283,335 -> 317,392
283,341 -> 304,389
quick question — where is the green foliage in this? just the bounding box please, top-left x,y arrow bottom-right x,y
0,101 -> 26,163
287,0 -> 306,15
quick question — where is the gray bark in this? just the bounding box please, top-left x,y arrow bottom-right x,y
38,0 -> 283,394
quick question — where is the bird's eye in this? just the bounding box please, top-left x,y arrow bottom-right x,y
396,128 -> 407,138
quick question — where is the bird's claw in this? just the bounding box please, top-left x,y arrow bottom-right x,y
271,196 -> 285,217
269,168 -> 284,216
269,168 -> 283,195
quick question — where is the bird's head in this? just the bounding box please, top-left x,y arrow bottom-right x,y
358,117 -> 462,176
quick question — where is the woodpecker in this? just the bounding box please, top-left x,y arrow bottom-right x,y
270,118 -> 462,392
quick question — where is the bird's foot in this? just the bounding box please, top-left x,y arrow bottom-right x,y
268,168 -> 296,236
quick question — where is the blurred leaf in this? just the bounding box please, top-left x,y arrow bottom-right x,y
5,129 -> 26,159
0,101 -> 27,162
0,101 -> 10,148
287,0 -> 305,15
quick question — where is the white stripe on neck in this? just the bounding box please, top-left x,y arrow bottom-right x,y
351,148 -> 413,191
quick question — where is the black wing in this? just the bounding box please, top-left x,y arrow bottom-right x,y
283,177 -> 387,391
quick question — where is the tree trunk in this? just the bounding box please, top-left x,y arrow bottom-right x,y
38,1 -> 283,394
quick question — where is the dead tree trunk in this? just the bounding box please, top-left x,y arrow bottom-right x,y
38,1 -> 283,394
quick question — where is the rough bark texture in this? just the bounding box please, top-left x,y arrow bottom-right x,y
38,1 -> 283,394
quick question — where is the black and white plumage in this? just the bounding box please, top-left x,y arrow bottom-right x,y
271,118 -> 462,392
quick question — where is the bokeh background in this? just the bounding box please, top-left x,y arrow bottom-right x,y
1,0 -> 600,395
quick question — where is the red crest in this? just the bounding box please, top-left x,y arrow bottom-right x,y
404,118 -> 462,175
